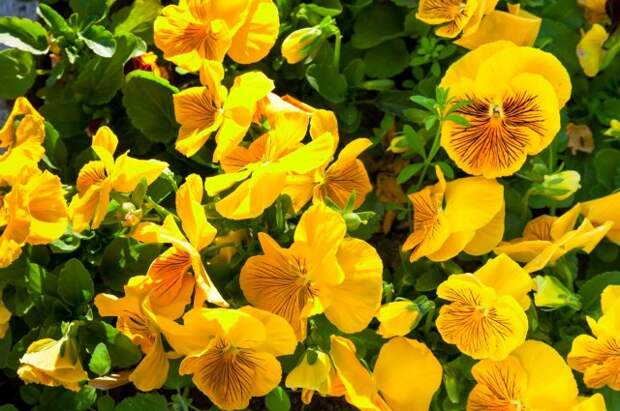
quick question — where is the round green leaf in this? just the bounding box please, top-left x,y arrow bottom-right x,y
0,49 -> 36,99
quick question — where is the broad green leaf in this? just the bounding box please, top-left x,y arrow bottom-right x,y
0,49 -> 36,99
37,4 -> 72,36
57,258 -> 94,305
343,58 -> 365,87
79,321 -> 141,368
97,396 -> 115,411
115,394 -> 168,411
100,238 -> 160,291
363,39 -> 409,78
42,121 -> 68,174
112,0 -> 162,43
89,342 -> 112,376
70,0 -> 108,27
594,148 -> 620,190
0,16 -> 49,54
39,98 -> 88,139
38,385 -> 97,411
579,271 -> 620,315
122,70 -> 180,142
265,386 -> 291,411
351,3 -> 404,49
80,25 -> 117,57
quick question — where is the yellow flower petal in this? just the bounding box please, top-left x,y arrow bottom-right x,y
129,336 -> 169,392
577,24 -> 609,77
228,0 -> 280,64
474,254 -> 533,309
111,154 -> 169,193
176,174 -> 216,251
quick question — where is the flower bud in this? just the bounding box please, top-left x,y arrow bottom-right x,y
537,170 -> 581,201
281,27 -> 323,64
375,296 -> 433,338
534,275 -> 581,311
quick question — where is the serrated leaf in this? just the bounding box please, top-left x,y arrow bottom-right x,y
122,70 -> 179,142
0,16 -> 49,54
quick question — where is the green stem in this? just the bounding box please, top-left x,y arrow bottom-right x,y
413,123 -> 442,193
333,30 -> 342,69
146,196 -> 176,220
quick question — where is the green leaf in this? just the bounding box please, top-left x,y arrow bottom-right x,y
343,58 -> 365,87
0,405 -> 19,411
73,33 -> 146,105
79,321 -> 141,368
80,25 -> 117,57
57,258 -> 95,305
112,0 -> 162,43
89,342 -> 112,376
38,4 -> 72,36
163,358 -> 192,390
445,113 -> 470,127
351,3 -> 404,49
403,125 -> 426,158
42,121 -> 68,173
265,386 -> 291,411
305,62 -> 347,103
115,394 -> 168,411
0,49 -> 36,99
579,272 -> 620,315
70,0 -> 108,27
363,39 -> 409,78
306,0 -> 342,16
0,16 -> 49,54
38,385 -> 97,411
97,396 -> 115,411
594,148 -> 620,190
397,163 -> 424,184
122,70 -> 180,143
410,95 -> 436,112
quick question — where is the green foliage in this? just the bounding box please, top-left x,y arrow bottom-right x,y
0,49 -> 36,99
0,16 -> 49,54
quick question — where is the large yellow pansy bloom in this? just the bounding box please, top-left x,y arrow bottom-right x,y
436,254 -> 532,360
0,170 -> 68,268
69,127 -> 168,232
174,61 -> 274,159
156,306 -> 297,410
204,113 -> 334,220
467,340 -> 579,410
132,174 -> 227,311
154,0 -> 279,71
440,41 -> 571,177
402,166 -> 504,262
568,285 -> 620,390
0,97 -> 46,185
494,204 -> 612,272
328,335 -> 442,411
17,335 -> 88,392
240,204 -> 383,340
581,192 -> 620,245
94,276 -> 170,392
416,0 -> 497,39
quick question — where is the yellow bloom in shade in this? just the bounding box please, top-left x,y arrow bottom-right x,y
577,24 -> 609,77
240,204 -> 383,340
582,192 -> 620,245
173,61 -> 274,159
436,254 -> 532,360
579,0 -> 608,24
567,123 -> 595,155
416,0 -> 495,39
155,306 -> 297,411
375,300 -> 422,338
403,166 -> 504,262
154,0 -> 279,71
0,97 -> 46,185
281,27 -> 323,64
456,4 -> 541,50
440,41 -> 571,177
132,174 -> 227,311
204,112 -> 334,220
208,229 -> 247,265
573,394 -> 608,411
0,289 -> 11,339
285,350 -> 344,405
17,335 -> 88,392
495,204 -> 613,272
568,285 -> 620,390
69,127 -> 168,232
0,170 -> 68,268
94,276 -> 170,392
467,340 -> 579,410
329,335 -> 442,411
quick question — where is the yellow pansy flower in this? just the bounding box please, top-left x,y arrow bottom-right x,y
131,174 -> 227,312
0,97 -> 46,185
204,113 -> 334,220
69,127 -> 168,232
568,285 -> 620,390
156,306 -> 297,411
173,61 -> 274,159
0,170 -> 68,268
285,350 -> 344,405
468,340 -> 579,410
582,192 -> 620,246
375,300 -> 422,338
573,394 -> 608,411
436,255 -> 531,360
329,335 -> 442,411
95,276 -> 170,392
281,27 -> 323,64
154,0 -> 279,71
495,204 -> 612,272
440,41 -> 571,177
416,0 -> 497,39
579,0 -> 608,24
0,289 -> 10,339
17,335 -> 88,392
403,166 -> 504,262
456,4 -> 541,49
577,24 -> 609,77
240,203 -> 383,340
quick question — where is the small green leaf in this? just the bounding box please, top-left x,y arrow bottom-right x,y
57,258 -> 94,305
403,125 -> 426,158
0,16 -> 49,54
122,70 -> 180,143
89,342 -> 111,376
579,272 -> 620,315
410,95 -> 436,112
115,394 -> 168,411
0,49 -> 36,99
397,163 -> 424,184
38,4 -> 72,36
80,25 -> 117,57
265,386 -> 291,411
70,0 -> 108,27
445,113 -> 470,127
